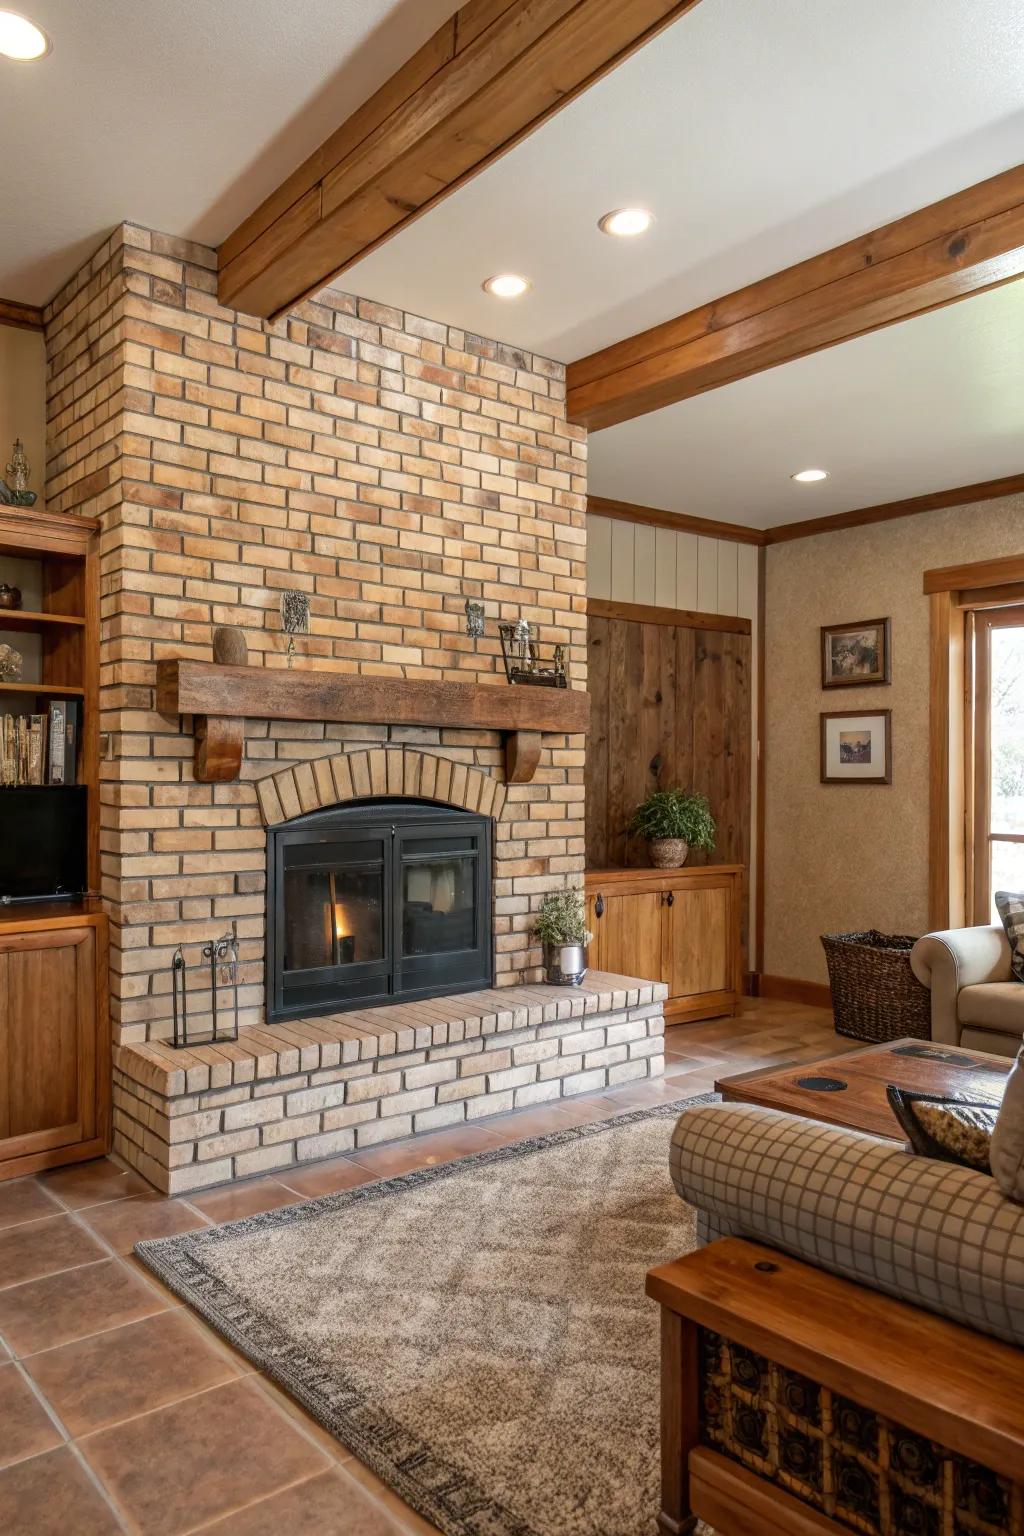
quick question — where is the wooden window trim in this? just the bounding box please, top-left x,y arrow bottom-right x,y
970,604 -> 1024,922
927,552 -> 1024,929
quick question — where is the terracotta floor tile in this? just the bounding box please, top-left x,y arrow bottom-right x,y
277,1158 -> 378,1198
81,1195 -> 211,1255
0,1362 -> 63,1469
0,1258 -> 169,1358
0,1446 -> 123,1536
0,1214 -> 106,1290
40,1158 -> 150,1211
26,1310 -> 242,1438
0,1180 -> 64,1231
189,1179 -> 305,1223
189,1470 -> 409,1535
342,1459 -> 444,1536
80,1377 -> 329,1536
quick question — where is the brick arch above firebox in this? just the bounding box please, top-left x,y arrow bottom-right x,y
255,747 -> 508,829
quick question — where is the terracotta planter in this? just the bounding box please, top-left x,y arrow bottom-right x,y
649,838 -> 689,869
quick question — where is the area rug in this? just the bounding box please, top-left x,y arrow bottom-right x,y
137,1094 -> 714,1536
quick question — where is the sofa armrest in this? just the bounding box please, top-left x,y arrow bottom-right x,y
910,926 -> 1012,1045
669,1102 -> 1024,1348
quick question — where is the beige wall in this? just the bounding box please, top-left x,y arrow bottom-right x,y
0,323 -> 46,508
764,493 -> 1024,982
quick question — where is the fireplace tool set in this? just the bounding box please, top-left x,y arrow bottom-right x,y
170,929 -> 240,1049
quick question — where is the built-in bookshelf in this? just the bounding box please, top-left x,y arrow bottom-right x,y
0,504 -> 99,890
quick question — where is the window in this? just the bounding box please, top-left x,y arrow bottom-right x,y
971,606 -> 1024,919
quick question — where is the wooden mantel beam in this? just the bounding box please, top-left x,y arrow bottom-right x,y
567,165 -> 1024,430
218,0 -> 704,318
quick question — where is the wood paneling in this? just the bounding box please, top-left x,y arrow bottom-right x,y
569,164 -> 1024,429
588,597 -> 750,634
219,0 -> 705,317
586,612 -> 751,878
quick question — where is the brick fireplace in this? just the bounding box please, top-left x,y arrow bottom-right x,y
42,223 -> 665,1192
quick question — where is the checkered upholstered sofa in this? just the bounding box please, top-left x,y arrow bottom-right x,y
669,1102 -> 1024,1347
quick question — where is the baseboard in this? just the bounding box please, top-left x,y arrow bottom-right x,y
750,973 -> 832,1009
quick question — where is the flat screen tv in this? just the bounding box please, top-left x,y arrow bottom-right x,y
0,786 -> 88,902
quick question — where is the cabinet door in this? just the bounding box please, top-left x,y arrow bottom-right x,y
589,890 -> 665,984
662,883 -> 735,1003
0,926 -> 97,1163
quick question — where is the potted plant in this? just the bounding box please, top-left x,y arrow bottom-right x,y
534,889 -> 592,986
629,788 -> 716,869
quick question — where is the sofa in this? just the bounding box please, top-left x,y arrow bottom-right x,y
911,923 -> 1023,1058
647,1100 -> 1024,1535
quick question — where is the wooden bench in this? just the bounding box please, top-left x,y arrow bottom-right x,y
646,1238 -> 1024,1536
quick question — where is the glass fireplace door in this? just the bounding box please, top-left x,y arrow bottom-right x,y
274,828 -> 391,1017
267,800 -> 493,1022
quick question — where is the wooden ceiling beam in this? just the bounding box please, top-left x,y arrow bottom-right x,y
218,0 -> 704,319
567,165 -> 1024,430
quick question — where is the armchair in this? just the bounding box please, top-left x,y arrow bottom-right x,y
910,925 -> 1022,1057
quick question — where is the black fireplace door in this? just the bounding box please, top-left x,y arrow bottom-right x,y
267,799 -> 493,1021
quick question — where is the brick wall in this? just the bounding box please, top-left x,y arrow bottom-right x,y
44,225 -> 587,1047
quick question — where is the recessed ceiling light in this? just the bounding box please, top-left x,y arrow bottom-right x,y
598,207 -> 654,238
0,10 -> 50,60
482,273 -> 529,299
791,468 -> 830,483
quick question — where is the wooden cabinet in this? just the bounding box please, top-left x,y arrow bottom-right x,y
0,906 -> 109,1181
586,865 -> 743,1024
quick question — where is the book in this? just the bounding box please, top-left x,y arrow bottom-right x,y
63,700 -> 79,785
28,714 -> 46,786
48,700 -> 66,785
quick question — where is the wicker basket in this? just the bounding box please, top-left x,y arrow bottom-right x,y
820,930 -> 931,1043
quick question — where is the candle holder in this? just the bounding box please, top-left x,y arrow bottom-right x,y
497,619 -> 568,688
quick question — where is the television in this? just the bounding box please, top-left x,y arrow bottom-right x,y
0,787 -> 88,902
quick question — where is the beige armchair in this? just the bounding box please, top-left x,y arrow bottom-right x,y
911,924 -> 1023,1057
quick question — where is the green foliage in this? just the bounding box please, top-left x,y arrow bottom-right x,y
534,888 -> 591,946
629,788 -> 716,852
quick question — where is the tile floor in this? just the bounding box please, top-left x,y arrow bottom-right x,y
0,1000 -> 841,1536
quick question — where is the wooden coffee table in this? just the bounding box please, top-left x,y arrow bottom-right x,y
716,1037 -> 1011,1139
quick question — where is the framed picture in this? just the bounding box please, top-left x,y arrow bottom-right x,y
821,617 -> 891,688
820,710 -> 892,785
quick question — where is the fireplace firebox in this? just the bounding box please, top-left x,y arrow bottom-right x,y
266,799 -> 493,1022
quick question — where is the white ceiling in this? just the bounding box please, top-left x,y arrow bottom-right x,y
587,281 -> 1024,529
346,0 -> 1024,360
0,0 -> 457,303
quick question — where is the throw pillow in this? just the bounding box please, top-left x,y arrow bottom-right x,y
886,1086 -> 998,1174
991,1045 -> 1024,1203
994,890 -> 1024,982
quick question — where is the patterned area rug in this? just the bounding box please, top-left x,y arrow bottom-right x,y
137,1095 -> 713,1536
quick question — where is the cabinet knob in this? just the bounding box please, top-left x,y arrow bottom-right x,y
665,890 -> 675,907
595,894 -> 604,918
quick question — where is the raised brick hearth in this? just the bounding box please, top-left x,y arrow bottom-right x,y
112,973 -> 667,1193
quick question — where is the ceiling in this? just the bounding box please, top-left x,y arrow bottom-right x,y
3,0 -> 1024,530
345,0 -> 1024,360
587,281 -> 1024,529
0,0 -> 457,304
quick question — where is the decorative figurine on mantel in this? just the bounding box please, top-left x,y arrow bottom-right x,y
0,439 -> 37,507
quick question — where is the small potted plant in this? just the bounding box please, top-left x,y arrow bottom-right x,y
629,788 -> 716,869
534,889 -> 592,986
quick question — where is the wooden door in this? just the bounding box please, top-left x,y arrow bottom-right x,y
588,890 -> 665,985
0,926 -> 97,1166
662,883 -> 736,1009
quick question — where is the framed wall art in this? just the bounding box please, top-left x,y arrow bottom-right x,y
821,617 -> 891,688
820,710 -> 892,785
